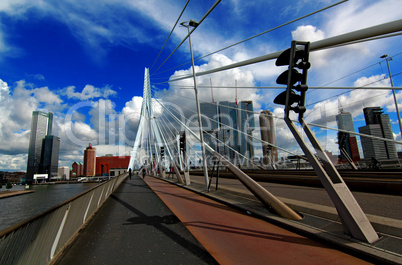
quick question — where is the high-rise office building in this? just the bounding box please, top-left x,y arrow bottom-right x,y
336,112 -> 360,162
259,110 -> 278,166
199,101 -> 255,166
40,135 -> 60,178
358,107 -> 397,160
83,143 -> 96,176
238,101 -> 255,163
218,101 -> 239,161
200,103 -> 219,165
26,111 -> 53,183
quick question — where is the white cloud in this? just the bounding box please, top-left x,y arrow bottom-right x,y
65,84 -> 117,100
163,53 -> 260,109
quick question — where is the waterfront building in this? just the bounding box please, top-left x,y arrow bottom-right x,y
58,166 -> 70,180
259,110 -> 278,166
83,143 -> 96,176
336,112 -> 360,162
358,107 -> 397,160
96,155 -> 130,176
40,135 -> 60,179
26,111 -> 53,183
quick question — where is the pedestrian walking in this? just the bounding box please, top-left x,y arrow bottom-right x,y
142,169 -> 146,179
129,168 -> 132,179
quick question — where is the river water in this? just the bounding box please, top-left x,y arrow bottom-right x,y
0,183 -> 99,232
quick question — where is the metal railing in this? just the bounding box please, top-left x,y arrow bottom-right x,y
0,173 -> 128,265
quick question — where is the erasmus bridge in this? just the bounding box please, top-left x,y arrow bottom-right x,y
1,2 -> 402,264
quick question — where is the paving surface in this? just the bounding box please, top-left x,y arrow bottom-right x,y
56,175 -> 374,265
55,175 -> 217,265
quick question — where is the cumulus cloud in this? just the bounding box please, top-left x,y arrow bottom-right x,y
65,84 -> 117,100
160,53 -> 260,110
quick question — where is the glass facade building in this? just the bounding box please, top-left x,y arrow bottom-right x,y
40,135 -> 60,178
336,112 -> 360,162
26,111 -> 53,183
358,107 -> 397,160
199,101 -> 255,166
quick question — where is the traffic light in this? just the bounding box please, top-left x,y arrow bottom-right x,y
273,41 -> 310,114
179,131 -> 186,152
160,146 -> 165,159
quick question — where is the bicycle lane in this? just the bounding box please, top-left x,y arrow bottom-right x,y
144,176 -> 372,265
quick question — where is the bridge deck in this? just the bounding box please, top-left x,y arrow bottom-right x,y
55,174 -> 371,265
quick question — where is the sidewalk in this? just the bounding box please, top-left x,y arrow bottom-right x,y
56,174 -> 373,265
55,175 -> 217,265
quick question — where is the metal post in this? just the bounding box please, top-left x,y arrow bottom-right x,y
382,55 -> 402,136
182,20 -> 209,191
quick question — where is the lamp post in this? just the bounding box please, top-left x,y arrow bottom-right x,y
381,54 -> 402,136
181,20 -> 210,191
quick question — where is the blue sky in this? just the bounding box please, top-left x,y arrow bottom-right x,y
0,0 -> 401,171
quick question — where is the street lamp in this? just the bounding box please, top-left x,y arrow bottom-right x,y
381,54 -> 402,136
181,20 -> 210,191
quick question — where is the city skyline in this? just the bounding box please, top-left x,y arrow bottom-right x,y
0,0 -> 400,171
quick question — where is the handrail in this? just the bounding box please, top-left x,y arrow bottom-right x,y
0,173 -> 128,265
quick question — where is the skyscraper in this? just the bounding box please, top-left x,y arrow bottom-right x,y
200,102 -> 219,165
218,101 -> 239,161
260,110 -> 278,166
83,143 -> 96,176
40,135 -> 60,178
358,107 -> 397,160
26,111 -> 53,183
238,101 -> 255,164
336,112 -> 360,162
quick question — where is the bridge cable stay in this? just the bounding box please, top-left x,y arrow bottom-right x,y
150,0 -> 348,77
159,101 -> 266,169
154,97 -> 303,220
160,96 -> 301,166
150,0 -> 191,71
157,107 -> 227,170
155,114 -> 194,182
151,0 -> 221,75
156,111 -> 202,168
159,89 -> 402,148
153,113 -> 186,183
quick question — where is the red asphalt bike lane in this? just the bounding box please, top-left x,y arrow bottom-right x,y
144,176 -> 372,265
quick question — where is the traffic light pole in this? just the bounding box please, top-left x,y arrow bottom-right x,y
280,41 -> 379,243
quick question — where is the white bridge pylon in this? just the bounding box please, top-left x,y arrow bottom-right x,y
128,68 -> 183,183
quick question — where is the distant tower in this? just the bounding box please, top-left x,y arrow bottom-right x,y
200,102 -> 219,165
83,143 -> 96,177
336,112 -> 360,162
26,111 -> 53,183
259,110 -> 278,166
40,135 -> 60,179
358,107 -> 397,160
239,101 -> 255,163
218,101 -> 239,162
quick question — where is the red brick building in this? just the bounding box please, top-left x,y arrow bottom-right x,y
71,162 -> 84,177
83,143 -> 96,177
96,155 -> 130,176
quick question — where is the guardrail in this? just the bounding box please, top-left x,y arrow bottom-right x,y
0,173 -> 128,265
